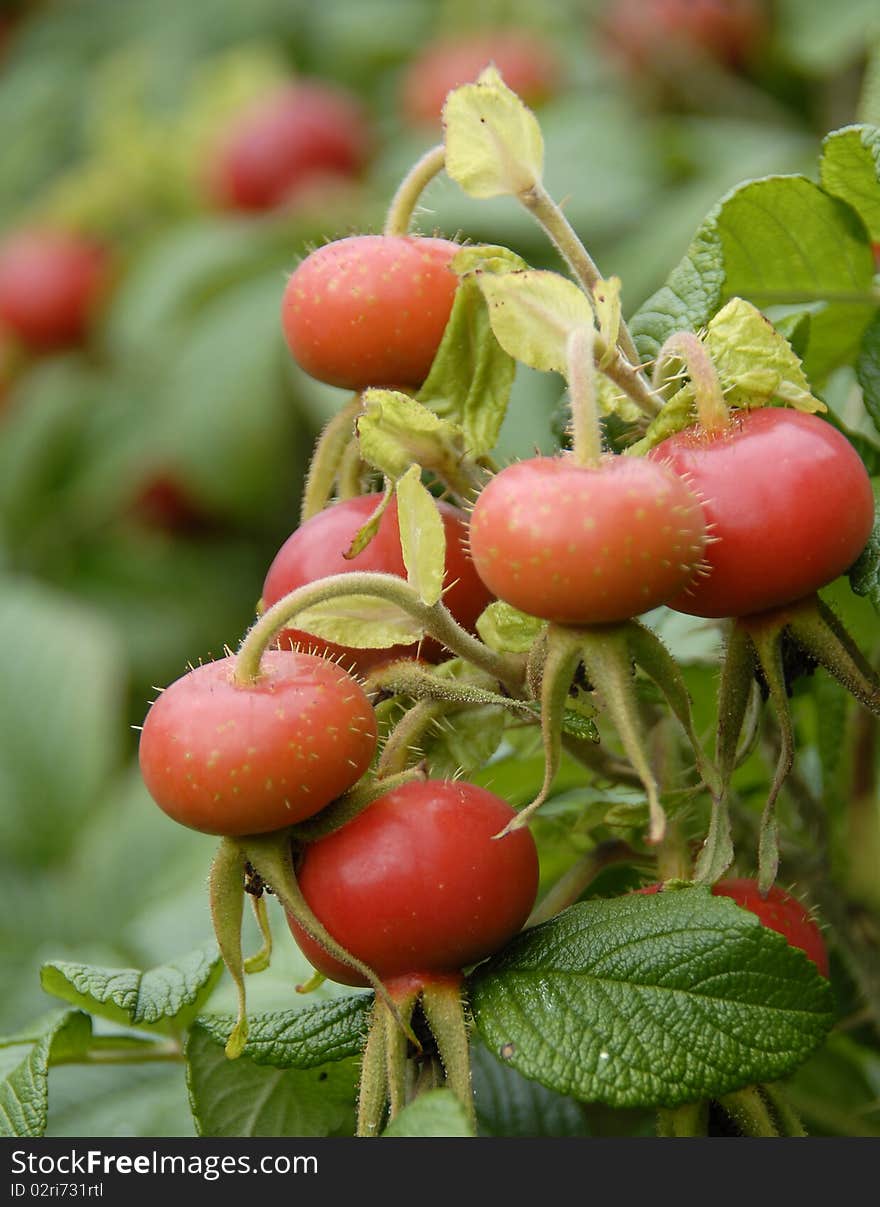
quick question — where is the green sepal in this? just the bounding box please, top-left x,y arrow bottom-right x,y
209,838 -> 249,1059
578,626 -> 666,845
625,619 -> 719,798
741,615 -> 793,894
243,892 -> 272,975
420,975 -> 476,1131
497,625 -> 586,835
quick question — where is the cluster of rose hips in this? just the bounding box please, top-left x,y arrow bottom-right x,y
134,50 -> 876,1132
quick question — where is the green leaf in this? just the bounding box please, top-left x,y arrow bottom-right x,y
476,600 -> 545,654
856,309 -> 880,435
469,887 -> 834,1108
0,577 -> 125,866
443,65 -> 544,199
820,124 -> 880,241
195,997 -> 371,1069
382,1088 -> 475,1137
476,269 -> 594,376
397,467 -> 445,607
293,595 -> 424,649
417,274 -> 516,457
0,1011 -> 91,1138
357,390 -> 470,484
785,1032 -> 880,1137
849,485 -> 880,611
472,1042 -> 589,1137
631,176 -> 876,384
185,1022 -> 358,1137
41,945 -> 224,1037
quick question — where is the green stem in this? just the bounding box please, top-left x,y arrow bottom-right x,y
208,838 -> 249,1059
653,331 -> 728,433
566,325 -> 602,467
527,840 -> 636,926
52,1042 -> 184,1066
384,145 -> 447,236
336,435 -> 369,499
291,766 -> 427,840
300,395 -> 364,523
234,572 -> 522,692
375,698 -> 445,778
518,180 -> 642,367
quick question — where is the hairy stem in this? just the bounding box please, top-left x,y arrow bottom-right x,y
653,330 -> 728,433
384,144 -> 447,236
566,325 -> 602,467
234,572 -> 522,691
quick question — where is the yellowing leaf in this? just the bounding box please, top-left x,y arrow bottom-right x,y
593,277 -> 622,369
452,244 -> 529,276
397,467 -> 446,607
357,390 -> 468,481
705,298 -> 826,413
293,597 -> 424,649
443,66 -> 544,199
476,270 -> 595,375
476,600 -> 545,654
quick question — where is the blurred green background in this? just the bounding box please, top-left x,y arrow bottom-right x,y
1,0 -> 879,1135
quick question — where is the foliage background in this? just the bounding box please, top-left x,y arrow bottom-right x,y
1,0 -> 879,1137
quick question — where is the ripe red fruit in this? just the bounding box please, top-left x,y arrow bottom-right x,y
207,81 -> 371,213
468,454 -> 707,624
647,408 -> 875,618
0,230 -> 107,350
600,0 -> 767,72
262,493 -> 493,674
281,234 -> 460,390
401,29 -> 560,127
712,879 -> 829,977
287,779 -> 539,986
138,650 -> 378,836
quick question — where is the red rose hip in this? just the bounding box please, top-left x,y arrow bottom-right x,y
138,650 -> 378,836
469,454 -> 707,624
287,779 -> 540,986
281,234 -> 460,390
648,408 -> 875,618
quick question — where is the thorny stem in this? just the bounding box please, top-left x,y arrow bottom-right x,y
566,325 -> 602,467
384,144 -> 447,236
375,698 -> 445,778
234,572 -> 523,692
654,331 -> 728,434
